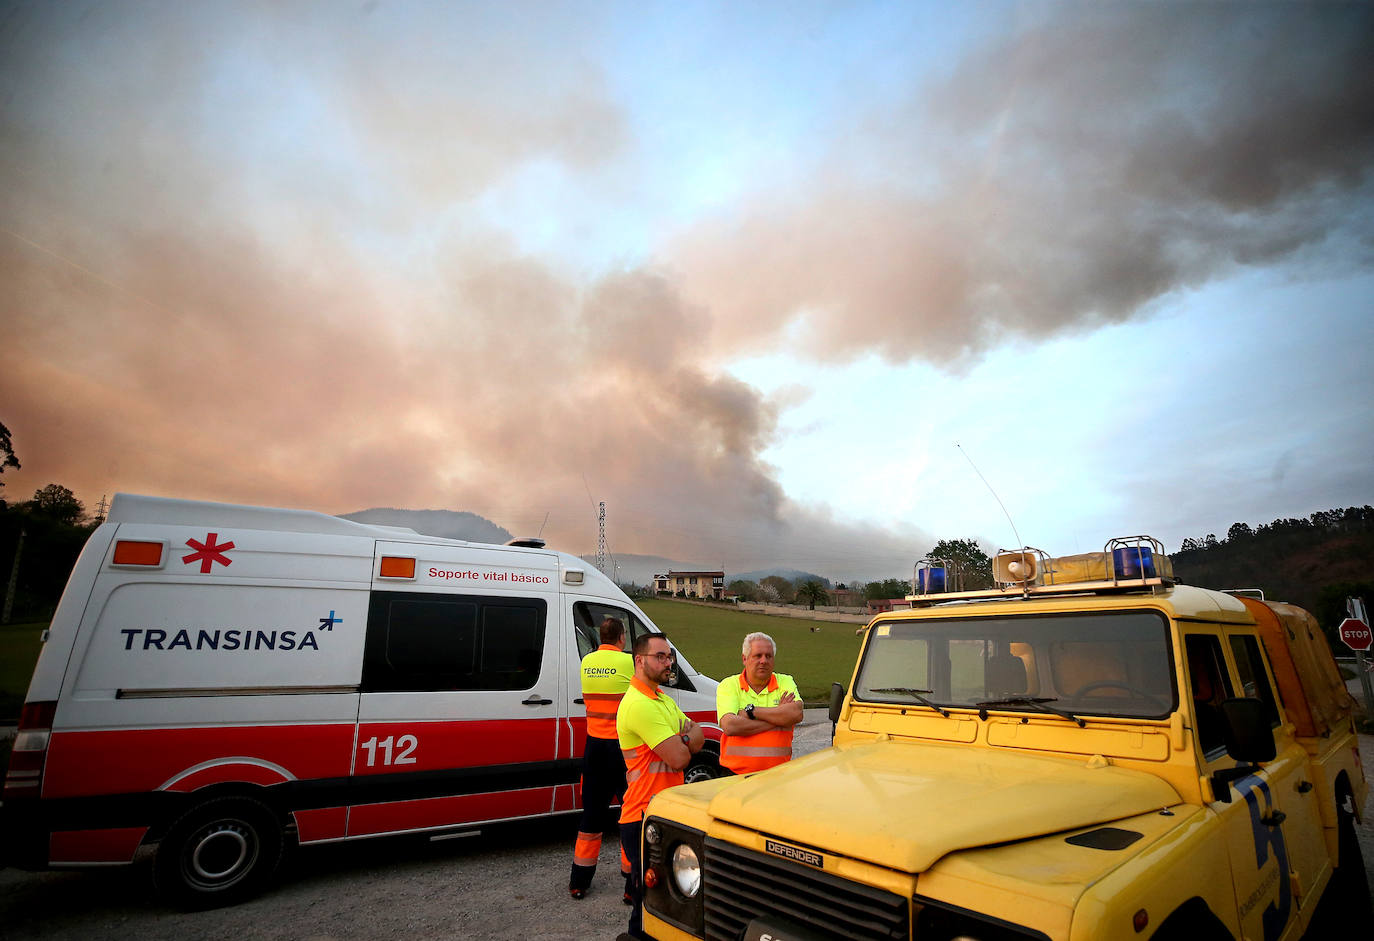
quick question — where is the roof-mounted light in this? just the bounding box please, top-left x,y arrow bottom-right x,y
1105,536 -> 1173,582
378,556 -> 417,579
912,557 -> 959,595
112,540 -> 166,568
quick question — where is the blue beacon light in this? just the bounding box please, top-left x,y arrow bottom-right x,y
918,566 -> 947,594
1112,546 -> 1156,579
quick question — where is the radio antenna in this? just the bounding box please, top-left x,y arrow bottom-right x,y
536,512 -> 549,538
955,442 -> 1023,550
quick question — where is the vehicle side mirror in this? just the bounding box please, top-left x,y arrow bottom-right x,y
1220,697 -> 1275,763
828,682 -> 846,724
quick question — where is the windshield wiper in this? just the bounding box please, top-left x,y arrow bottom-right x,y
870,687 -> 951,718
975,696 -> 1085,727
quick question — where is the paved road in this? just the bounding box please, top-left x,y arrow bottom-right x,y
2,712 -> 1370,939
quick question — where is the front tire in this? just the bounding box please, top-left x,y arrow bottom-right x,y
153,796 -> 283,909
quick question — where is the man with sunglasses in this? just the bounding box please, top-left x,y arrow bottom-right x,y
616,632 -> 703,940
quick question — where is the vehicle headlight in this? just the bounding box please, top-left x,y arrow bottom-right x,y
643,816 -> 705,936
671,842 -> 701,898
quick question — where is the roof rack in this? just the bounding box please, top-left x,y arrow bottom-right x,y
905,535 -> 1175,607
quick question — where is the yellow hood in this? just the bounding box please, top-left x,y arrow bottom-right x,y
705,740 -> 1181,873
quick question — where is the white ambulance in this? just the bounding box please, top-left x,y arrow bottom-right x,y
1,494 -> 722,907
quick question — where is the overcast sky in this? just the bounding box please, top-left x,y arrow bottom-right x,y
2,1 -> 1371,583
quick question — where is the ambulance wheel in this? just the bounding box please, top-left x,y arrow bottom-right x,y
154,796 -> 283,909
684,749 -> 721,785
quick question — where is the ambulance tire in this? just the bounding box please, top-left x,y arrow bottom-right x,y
684,745 -> 722,785
154,796 -> 283,909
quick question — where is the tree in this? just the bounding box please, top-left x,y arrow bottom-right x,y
28,484 -> 84,525
1,482 -> 93,623
928,538 -> 993,589
760,575 -> 796,605
1227,522 -> 1253,542
0,421 -> 18,495
728,579 -> 759,602
795,580 -> 830,610
864,578 -> 910,600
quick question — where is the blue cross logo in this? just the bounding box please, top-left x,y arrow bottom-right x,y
318,610 -> 342,631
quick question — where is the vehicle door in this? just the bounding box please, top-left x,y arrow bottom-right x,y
563,599 -> 642,756
1186,630 -> 1298,941
350,544 -> 563,837
1222,629 -> 1328,916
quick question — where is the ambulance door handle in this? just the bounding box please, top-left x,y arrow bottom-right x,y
523,695 -> 553,706
574,698 -> 585,704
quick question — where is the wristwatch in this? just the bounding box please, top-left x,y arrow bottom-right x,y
745,704 -> 756,721
680,732 -> 691,747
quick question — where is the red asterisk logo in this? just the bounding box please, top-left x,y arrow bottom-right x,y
184,532 -> 235,573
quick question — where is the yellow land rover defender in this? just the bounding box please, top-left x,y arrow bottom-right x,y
640,537 -> 1369,941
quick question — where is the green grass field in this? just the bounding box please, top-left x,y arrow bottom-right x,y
1,620 -> 46,722
639,599 -> 863,703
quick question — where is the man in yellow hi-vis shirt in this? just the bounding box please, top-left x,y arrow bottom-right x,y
617,633 -> 703,940
716,631 -> 803,774
569,616 -> 634,901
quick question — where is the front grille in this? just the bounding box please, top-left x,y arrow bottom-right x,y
703,837 -> 909,940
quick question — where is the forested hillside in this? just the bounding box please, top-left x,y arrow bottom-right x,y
1172,507 -> 1374,642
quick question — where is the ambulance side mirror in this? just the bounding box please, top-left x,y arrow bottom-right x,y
664,647 -> 696,692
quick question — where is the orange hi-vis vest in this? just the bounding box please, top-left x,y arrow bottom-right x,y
720,673 -> 795,774
580,644 -> 633,739
617,677 -> 687,824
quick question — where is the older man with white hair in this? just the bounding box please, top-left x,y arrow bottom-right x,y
716,631 -> 804,774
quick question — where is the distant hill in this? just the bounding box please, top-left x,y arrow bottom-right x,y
729,568 -> 832,588
1171,506 -> 1374,640
341,508 -> 513,544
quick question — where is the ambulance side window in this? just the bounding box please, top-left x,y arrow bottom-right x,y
364,592 -> 547,692
573,602 -> 633,653
573,603 -> 600,659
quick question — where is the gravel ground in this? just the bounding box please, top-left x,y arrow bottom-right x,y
2,712 -> 1370,939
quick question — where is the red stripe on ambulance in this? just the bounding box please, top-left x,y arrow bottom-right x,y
43,724 -> 354,799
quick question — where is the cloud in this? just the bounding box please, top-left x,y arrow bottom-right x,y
671,3 -> 1374,367
2,2 -> 1368,580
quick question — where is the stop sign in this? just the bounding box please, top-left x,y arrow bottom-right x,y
1339,617 -> 1373,651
